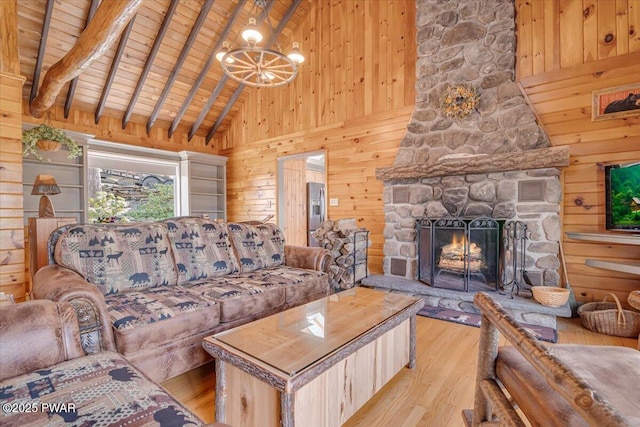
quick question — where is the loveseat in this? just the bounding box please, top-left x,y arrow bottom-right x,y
0,300 -> 225,426
32,217 -> 331,383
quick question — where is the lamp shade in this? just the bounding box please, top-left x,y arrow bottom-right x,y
31,175 -> 61,196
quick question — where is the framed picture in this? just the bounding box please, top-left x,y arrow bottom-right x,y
592,83 -> 640,121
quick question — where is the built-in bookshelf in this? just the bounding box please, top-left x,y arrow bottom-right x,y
179,151 -> 227,221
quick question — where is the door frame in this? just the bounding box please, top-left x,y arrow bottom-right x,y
276,150 -> 326,242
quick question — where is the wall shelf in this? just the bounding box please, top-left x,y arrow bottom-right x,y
179,151 -> 227,221
567,232 -> 640,276
585,259 -> 640,275
566,232 -> 640,246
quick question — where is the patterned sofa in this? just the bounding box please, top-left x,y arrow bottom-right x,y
0,300 -> 222,427
32,217 -> 331,383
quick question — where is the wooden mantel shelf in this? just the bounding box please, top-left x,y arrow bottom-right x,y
375,146 -> 570,181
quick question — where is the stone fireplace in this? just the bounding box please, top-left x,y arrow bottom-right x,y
376,0 -> 570,292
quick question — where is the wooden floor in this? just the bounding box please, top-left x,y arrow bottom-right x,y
162,316 -> 637,427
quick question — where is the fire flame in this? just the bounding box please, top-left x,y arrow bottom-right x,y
451,233 -> 466,247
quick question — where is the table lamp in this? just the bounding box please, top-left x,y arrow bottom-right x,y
31,175 -> 61,217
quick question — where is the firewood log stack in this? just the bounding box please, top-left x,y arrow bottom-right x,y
312,218 -> 370,292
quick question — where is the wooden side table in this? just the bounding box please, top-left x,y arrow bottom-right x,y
27,217 -> 76,296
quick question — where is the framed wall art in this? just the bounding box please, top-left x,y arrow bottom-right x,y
592,83 -> 640,122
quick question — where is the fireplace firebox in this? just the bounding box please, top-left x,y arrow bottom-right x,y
417,217 -> 502,292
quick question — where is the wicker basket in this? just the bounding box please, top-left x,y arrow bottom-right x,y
36,139 -> 62,152
531,286 -> 570,307
577,293 -> 640,338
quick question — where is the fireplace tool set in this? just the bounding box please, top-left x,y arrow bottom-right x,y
500,221 -> 532,298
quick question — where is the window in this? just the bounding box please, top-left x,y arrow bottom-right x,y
87,146 -> 180,223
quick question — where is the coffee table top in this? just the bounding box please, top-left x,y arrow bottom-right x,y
208,287 -> 421,376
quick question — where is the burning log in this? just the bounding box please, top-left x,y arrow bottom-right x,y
438,242 -> 485,273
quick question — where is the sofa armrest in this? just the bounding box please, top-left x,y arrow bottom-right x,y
33,265 -> 116,353
284,245 -> 332,273
0,300 -> 84,381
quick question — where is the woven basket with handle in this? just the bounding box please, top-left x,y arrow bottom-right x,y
577,293 -> 640,338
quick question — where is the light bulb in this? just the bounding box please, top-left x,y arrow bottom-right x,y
260,71 -> 276,81
287,42 -> 305,64
216,41 -> 230,62
242,18 -> 263,45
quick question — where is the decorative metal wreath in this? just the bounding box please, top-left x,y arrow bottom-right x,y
441,84 -> 479,118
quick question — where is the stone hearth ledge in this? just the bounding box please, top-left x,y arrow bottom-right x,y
361,274 -> 571,329
375,146 -> 570,181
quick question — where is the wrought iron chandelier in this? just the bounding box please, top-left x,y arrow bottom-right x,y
216,0 -> 304,88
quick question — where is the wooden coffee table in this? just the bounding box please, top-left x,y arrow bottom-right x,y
202,286 -> 424,427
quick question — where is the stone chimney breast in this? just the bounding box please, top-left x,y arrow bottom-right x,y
379,0 -> 569,287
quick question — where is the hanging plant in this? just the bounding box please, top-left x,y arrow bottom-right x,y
22,124 -> 82,162
441,83 -> 480,119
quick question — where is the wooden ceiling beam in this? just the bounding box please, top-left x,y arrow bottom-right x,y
122,0 -> 179,130
168,0 -> 248,138
29,0 -> 54,103
205,0 -> 303,143
29,0 -> 143,118
189,0 -> 277,141
188,75 -> 229,141
64,0 -> 100,118
145,0 -> 215,135
95,15 -> 136,124
206,82 -> 244,143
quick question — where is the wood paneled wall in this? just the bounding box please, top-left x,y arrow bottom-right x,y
516,0 -> 640,80
0,1 -> 26,302
517,0 -> 640,303
0,73 -> 26,302
220,0 -> 416,274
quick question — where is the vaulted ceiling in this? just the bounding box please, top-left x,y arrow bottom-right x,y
17,0 -> 311,143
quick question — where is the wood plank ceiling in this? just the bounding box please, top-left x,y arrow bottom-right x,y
17,0 -> 311,143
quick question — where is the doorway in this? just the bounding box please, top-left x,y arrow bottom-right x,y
277,151 -> 326,246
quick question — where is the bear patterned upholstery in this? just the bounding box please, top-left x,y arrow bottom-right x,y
1,353 -> 205,427
54,223 -> 177,294
34,217 -> 331,383
104,287 -> 220,355
0,300 -> 208,427
165,217 -> 238,283
233,265 -> 327,304
253,222 -> 286,268
227,222 -> 285,272
179,276 -> 284,322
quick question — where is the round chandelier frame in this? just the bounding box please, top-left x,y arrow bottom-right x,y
221,47 -> 298,88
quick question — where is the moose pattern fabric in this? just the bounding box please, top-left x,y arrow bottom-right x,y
227,222 -> 285,273
254,223 -> 285,268
0,352 -> 204,426
164,217 -> 238,284
55,223 -> 177,295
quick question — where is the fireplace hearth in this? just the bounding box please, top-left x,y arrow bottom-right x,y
418,217 -> 501,292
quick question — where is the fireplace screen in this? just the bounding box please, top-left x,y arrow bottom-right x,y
417,217 -> 501,292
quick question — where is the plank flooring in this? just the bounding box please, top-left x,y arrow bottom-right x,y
162,315 -> 637,427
